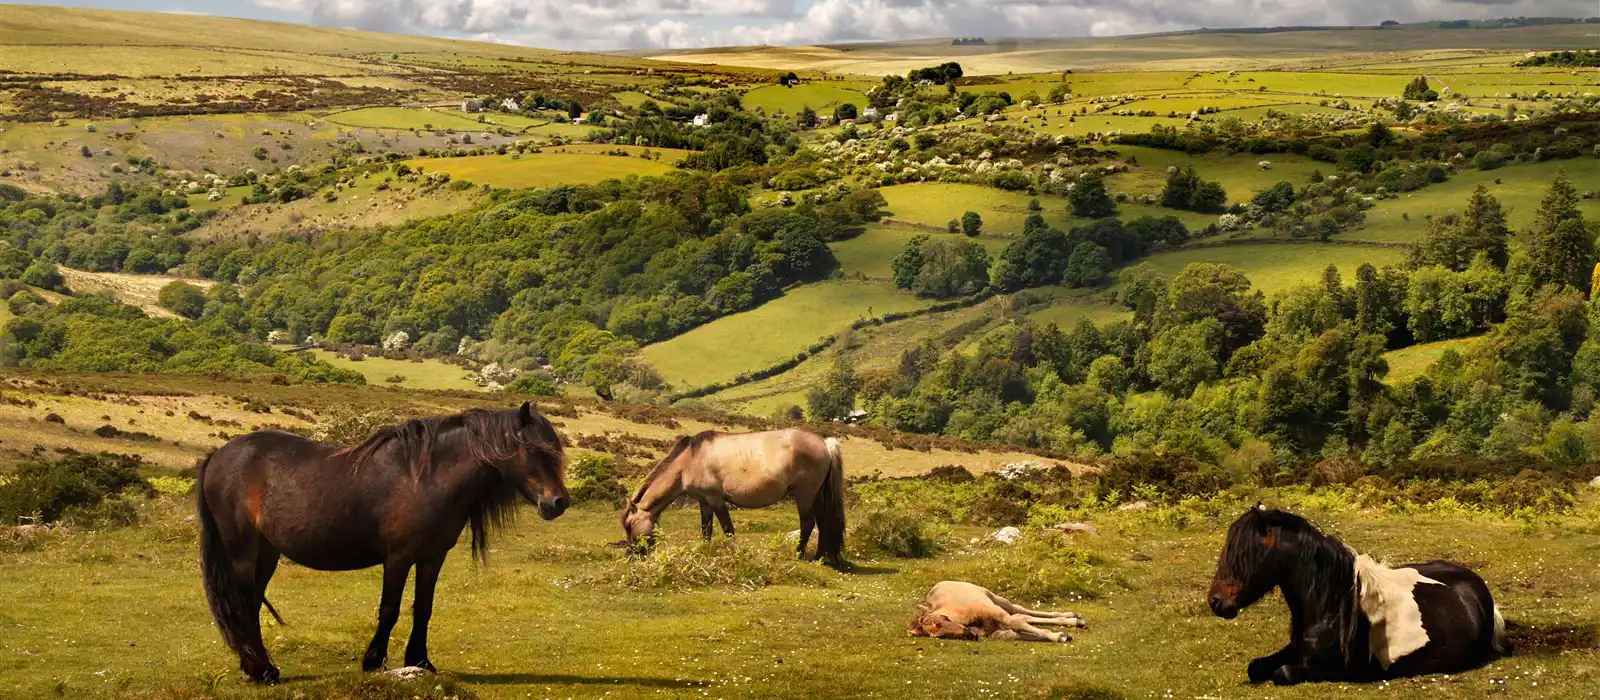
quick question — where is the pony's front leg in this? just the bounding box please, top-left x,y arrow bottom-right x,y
362,560 -> 413,672
699,502 -> 715,541
713,504 -> 735,540
1247,644 -> 1297,684
1269,663 -> 1342,686
403,555 -> 445,672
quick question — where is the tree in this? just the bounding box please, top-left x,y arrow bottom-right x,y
157,281 -> 206,319
567,101 -> 584,119
833,103 -> 858,121
892,234 -> 929,290
1160,166 -> 1227,213
807,353 -> 860,421
913,238 -> 991,298
1366,122 -> 1397,149
1068,172 -> 1117,218
1413,186 -> 1511,272
1250,181 -> 1296,213
1525,173 -> 1593,292
961,211 -> 983,237
1062,243 -> 1111,287
20,260 -> 64,291
1147,319 -> 1224,397
1403,75 -> 1438,101
797,106 -> 818,129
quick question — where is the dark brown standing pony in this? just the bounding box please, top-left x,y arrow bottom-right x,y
196,403 -> 568,683
1208,506 -> 1507,685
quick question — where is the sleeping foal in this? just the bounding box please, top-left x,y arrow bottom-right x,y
907,581 -> 1086,643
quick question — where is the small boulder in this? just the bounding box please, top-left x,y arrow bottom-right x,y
384,666 -> 430,679
1116,501 -> 1151,512
987,526 -> 1022,544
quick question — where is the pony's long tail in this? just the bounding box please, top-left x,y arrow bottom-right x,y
196,452 -> 272,670
1490,605 -> 1511,657
814,437 -> 847,568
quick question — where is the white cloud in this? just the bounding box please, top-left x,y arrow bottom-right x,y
249,0 -> 1600,50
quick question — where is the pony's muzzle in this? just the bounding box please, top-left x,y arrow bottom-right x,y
1209,594 -> 1239,619
538,496 -> 569,520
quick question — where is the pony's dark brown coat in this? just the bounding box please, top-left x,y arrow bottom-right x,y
197,403 -> 567,683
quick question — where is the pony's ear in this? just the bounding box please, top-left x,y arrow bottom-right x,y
518,401 -> 535,424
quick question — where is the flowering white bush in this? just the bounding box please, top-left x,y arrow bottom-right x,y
266,330 -> 288,344
477,363 -> 519,387
382,331 -> 411,351
1218,213 -> 1242,231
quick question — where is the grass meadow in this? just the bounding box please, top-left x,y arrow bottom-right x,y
304,350 -> 484,392
1,483 -> 1596,699
403,152 -> 678,189
1351,157 -> 1600,244
743,83 -> 870,115
1136,243 -> 1408,296
641,281 -> 933,390
875,182 -> 1216,236
323,107 -> 551,132
1382,336 -> 1486,383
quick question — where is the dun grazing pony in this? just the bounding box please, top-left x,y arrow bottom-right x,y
908,581 -> 1085,643
196,403 -> 568,683
619,428 -> 845,566
1208,506 -> 1507,685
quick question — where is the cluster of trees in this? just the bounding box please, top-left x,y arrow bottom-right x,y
1,289 -> 362,384
906,62 -> 964,85
1515,50 -> 1600,68
1402,76 -> 1440,102
891,234 -> 991,298
847,174 -> 1598,465
992,214 -> 1187,292
0,183 -> 201,277
1160,166 -> 1228,213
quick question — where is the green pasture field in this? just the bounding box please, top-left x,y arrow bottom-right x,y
743,83 -> 868,114
702,298 -> 1008,416
1,489 -> 1596,699
186,186 -> 252,212
1185,71 -> 1416,98
402,152 -> 677,189
875,183 -> 1216,235
641,281 -> 932,390
832,223 -> 1011,280
305,350 -> 484,392
1021,287 -> 1133,329
1382,336 -> 1485,383
1136,243 -> 1407,296
322,107 -> 549,132
997,111 -> 1195,140
1349,157 -> 1600,244
1108,145 -> 1324,205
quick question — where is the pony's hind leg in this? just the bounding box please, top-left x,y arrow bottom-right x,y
362,560 -> 413,672
1002,615 -> 1071,643
403,554 -> 445,672
795,506 -> 816,559
713,505 -> 735,539
988,592 -> 1081,623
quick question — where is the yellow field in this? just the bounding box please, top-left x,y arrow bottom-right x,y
403,152 -> 679,189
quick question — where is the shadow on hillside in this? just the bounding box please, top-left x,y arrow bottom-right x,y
453,672 -> 711,688
842,563 -> 899,576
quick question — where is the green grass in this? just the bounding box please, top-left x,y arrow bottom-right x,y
323,107 -> 548,132
1351,158 -> 1600,244
876,183 -> 1215,237
832,223 -> 1010,280
1109,145 -> 1325,206
305,350 -> 484,392
641,281 -> 932,389
1382,336 -> 1485,383
403,152 -> 677,189
742,83 -> 867,115
1,492 -> 1596,699
1022,287 -> 1133,329
1138,243 -> 1407,295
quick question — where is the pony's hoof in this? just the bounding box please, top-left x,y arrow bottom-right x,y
1055,634 -> 1072,643
405,659 -> 437,673
251,665 -> 281,685
361,657 -> 386,673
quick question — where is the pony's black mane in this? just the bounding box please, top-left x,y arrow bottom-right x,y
630,430 -> 719,504
342,407 -> 564,563
1227,508 -> 1362,665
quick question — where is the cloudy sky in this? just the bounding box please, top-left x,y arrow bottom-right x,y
20,0 -> 1599,51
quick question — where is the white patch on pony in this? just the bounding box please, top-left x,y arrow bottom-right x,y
1353,553 -> 1445,668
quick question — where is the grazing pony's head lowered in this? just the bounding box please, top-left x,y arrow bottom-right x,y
619,431 -> 716,549
1208,505 -> 1328,619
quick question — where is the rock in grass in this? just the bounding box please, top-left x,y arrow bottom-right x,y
384,666 -> 430,679
1050,522 -> 1098,536
987,526 -> 1022,544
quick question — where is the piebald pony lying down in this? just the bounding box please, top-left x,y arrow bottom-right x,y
908,581 -> 1085,643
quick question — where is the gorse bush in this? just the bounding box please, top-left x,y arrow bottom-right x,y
305,406 -> 395,446
0,453 -> 153,526
567,453 -> 627,505
850,507 -> 941,558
